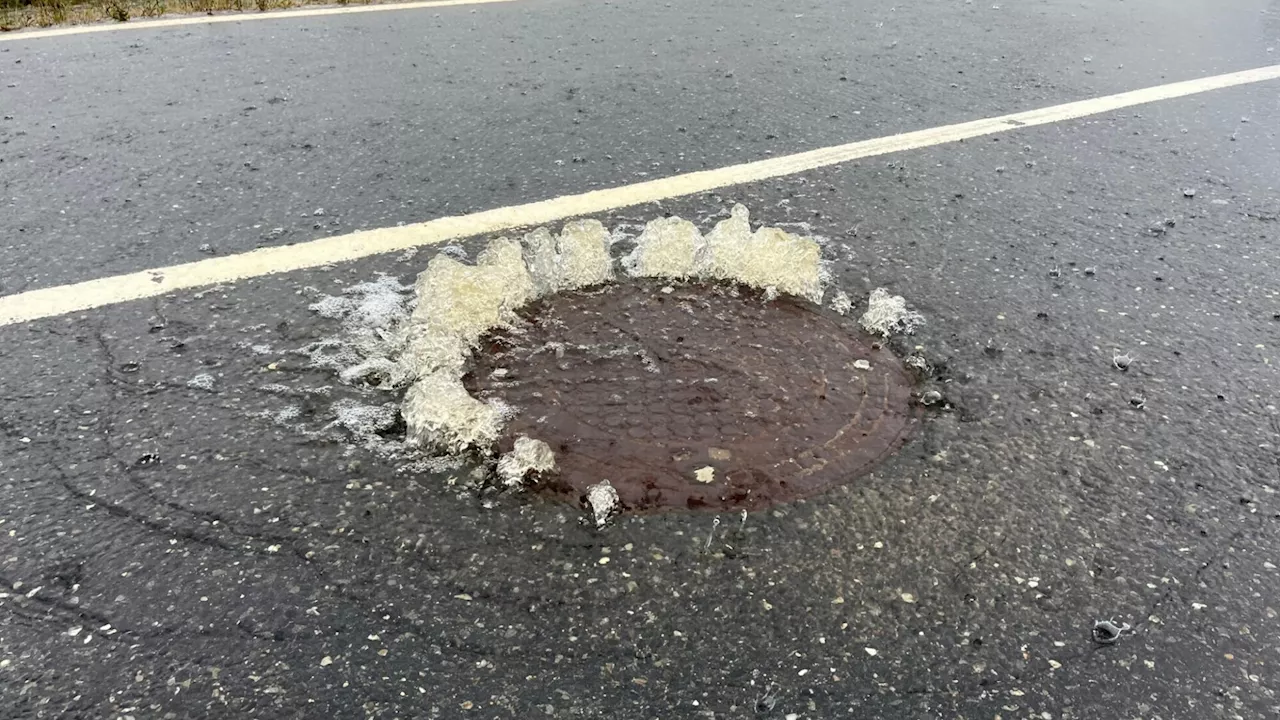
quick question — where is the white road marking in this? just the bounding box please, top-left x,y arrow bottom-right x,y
2,63 -> 1279,327
0,0 -> 516,42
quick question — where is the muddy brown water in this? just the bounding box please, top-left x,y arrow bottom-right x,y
464,280 -> 919,512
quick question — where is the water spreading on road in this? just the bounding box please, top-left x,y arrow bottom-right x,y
299,274 -> 414,389
329,399 -> 401,450
399,205 -> 839,461
293,206 -> 926,518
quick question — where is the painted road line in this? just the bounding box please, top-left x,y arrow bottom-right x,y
0,0 -> 516,42
3,63 -> 1280,327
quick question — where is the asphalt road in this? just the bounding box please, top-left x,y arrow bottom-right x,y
3,1 -> 1280,718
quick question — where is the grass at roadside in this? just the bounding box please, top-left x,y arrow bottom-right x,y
0,0 -> 377,30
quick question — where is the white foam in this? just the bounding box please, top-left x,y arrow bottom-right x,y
859,288 -> 925,336
619,205 -> 827,305
339,357 -> 410,390
330,399 -> 400,439
300,273 -> 414,388
522,227 -> 561,297
555,220 -> 615,289
495,436 -> 557,487
698,204 -> 826,304
524,221 -> 614,294
622,216 -> 704,278
829,291 -> 853,315
404,237 -> 536,378
403,371 -> 513,455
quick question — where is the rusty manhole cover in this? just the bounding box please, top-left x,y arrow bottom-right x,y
464,280 -> 919,512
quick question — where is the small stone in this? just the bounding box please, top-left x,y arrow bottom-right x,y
864,647 -> 878,656
900,592 -> 916,603
694,466 -> 716,484
313,208 -> 326,216
262,227 -> 286,241
585,480 -> 620,529
1182,188 -> 1197,198
320,656 -> 333,667
186,373 -> 216,392
134,453 -> 160,467
1092,619 -> 1130,644
852,359 -> 872,371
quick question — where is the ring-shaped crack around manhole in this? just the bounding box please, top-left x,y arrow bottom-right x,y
464,279 -> 920,513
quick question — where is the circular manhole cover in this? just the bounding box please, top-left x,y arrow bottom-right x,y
464,280 -> 919,512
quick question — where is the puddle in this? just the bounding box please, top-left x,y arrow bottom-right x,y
464,280 -> 919,512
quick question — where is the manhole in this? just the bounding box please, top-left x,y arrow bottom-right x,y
464,279 -> 919,513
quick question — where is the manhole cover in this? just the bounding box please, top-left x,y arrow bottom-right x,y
464,280 -> 919,512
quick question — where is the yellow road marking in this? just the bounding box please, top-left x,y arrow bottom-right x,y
3,63 -> 1280,327
0,0 -> 516,42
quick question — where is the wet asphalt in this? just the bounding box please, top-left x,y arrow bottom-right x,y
3,0 -> 1280,718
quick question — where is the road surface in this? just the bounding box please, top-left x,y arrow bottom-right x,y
2,0 -> 1279,718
